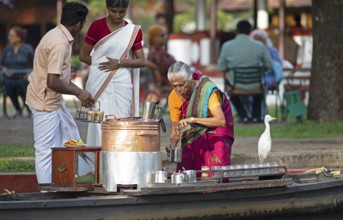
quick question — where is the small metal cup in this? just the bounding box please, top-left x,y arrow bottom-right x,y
154,170 -> 167,183
142,102 -> 157,120
171,172 -> 184,184
235,164 -> 243,177
211,166 -> 221,178
183,170 -> 197,182
146,171 -> 156,184
270,162 -> 279,174
169,148 -> 182,163
243,164 -> 250,176
221,166 -> 230,178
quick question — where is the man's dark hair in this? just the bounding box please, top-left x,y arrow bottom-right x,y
60,2 -> 88,27
155,13 -> 166,20
106,0 -> 130,8
236,20 -> 252,35
11,26 -> 27,42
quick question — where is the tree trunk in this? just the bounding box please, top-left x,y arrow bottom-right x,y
308,0 -> 343,122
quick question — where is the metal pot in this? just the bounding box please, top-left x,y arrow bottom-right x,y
183,170 -> 197,182
169,148 -> 182,163
102,117 -> 161,152
171,171 -> 185,184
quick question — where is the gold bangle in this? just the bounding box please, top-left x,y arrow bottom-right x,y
191,117 -> 195,124
118,59 -> 121,67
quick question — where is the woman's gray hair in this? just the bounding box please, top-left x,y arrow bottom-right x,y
167,61 -> 192,82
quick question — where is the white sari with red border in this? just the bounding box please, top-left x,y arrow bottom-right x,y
85,23 -> 140,146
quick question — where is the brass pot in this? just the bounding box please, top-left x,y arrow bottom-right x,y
101,117 -> 161,152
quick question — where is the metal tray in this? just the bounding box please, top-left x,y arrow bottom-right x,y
75,101 -> 103,123
146,179 -> 219,188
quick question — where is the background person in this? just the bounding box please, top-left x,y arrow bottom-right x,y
155,13 -> 167,28
168,61 -> 234,175
251,29 -> 283,89
251,29 -> 283,119
217,20 -> 273,123
145,25 -> 176,100
26,2 -> 94,184
80,0 -> 146,146
0,26 -> 34,118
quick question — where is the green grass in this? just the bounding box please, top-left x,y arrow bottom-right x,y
0,144 -> 35,158
235,120 -> 343,138
0,145 -> 35,172
233,105 -> 343,138
0,159 -> 35,172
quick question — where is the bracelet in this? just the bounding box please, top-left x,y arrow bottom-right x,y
190,117 -> 195,124
118,59 -> 121,67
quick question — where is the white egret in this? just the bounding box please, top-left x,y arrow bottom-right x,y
258,115 -> 277,163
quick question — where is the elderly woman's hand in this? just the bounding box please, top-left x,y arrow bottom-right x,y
177,117 -> 195,130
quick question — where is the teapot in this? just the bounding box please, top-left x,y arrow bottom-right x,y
171,171 -> 185,184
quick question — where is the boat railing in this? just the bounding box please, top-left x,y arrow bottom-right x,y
198,165 -> 288,183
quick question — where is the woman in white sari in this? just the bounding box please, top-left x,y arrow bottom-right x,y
80,0 -> 146,146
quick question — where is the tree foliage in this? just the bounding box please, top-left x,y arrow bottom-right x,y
83,0 -> 250,35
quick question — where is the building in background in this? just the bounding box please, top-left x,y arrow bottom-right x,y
0,0 -> 58,51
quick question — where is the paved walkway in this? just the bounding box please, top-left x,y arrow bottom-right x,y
1,113 -> 343,169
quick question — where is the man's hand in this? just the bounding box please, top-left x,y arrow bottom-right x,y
166,144 -> 178,157
98,57 -> 120,72
77,90 -> 95,108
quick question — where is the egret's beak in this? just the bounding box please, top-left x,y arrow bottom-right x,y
271,117 -> 277,121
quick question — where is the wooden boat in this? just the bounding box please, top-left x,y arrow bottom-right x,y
1,169 -> 343,220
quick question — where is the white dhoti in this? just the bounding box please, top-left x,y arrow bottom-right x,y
30,100 -> 80,184
86,24 -> 140,146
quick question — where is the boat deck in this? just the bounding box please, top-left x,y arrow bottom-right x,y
1,172 -> 343,220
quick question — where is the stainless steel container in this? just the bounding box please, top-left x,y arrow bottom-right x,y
101,117 -> 165,191
154,170 -> 167,183
171,172 -> 185,184
146,171 -> 156,184
100,151 -> 162,192
142,102 -> 157,119
169,148 -> 182,163
183,170 -> 197,182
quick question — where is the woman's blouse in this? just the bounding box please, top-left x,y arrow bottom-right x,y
168,89 -> 221,122
84,18 -> 143,51
0,43 -> 34,76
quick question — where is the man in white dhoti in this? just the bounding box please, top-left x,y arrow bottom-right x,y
80,0 -> 146,146
26,2 -> 95,184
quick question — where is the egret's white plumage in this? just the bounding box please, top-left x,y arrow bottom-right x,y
258,115 -> 276,163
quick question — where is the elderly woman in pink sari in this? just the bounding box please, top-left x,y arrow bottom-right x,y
168,61 -> 234,175
80,0 -> 146,146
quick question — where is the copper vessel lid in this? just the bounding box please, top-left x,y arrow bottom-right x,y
102,116 -> 160,126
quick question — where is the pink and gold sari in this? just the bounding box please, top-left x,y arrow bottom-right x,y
176,73 -> 234,175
